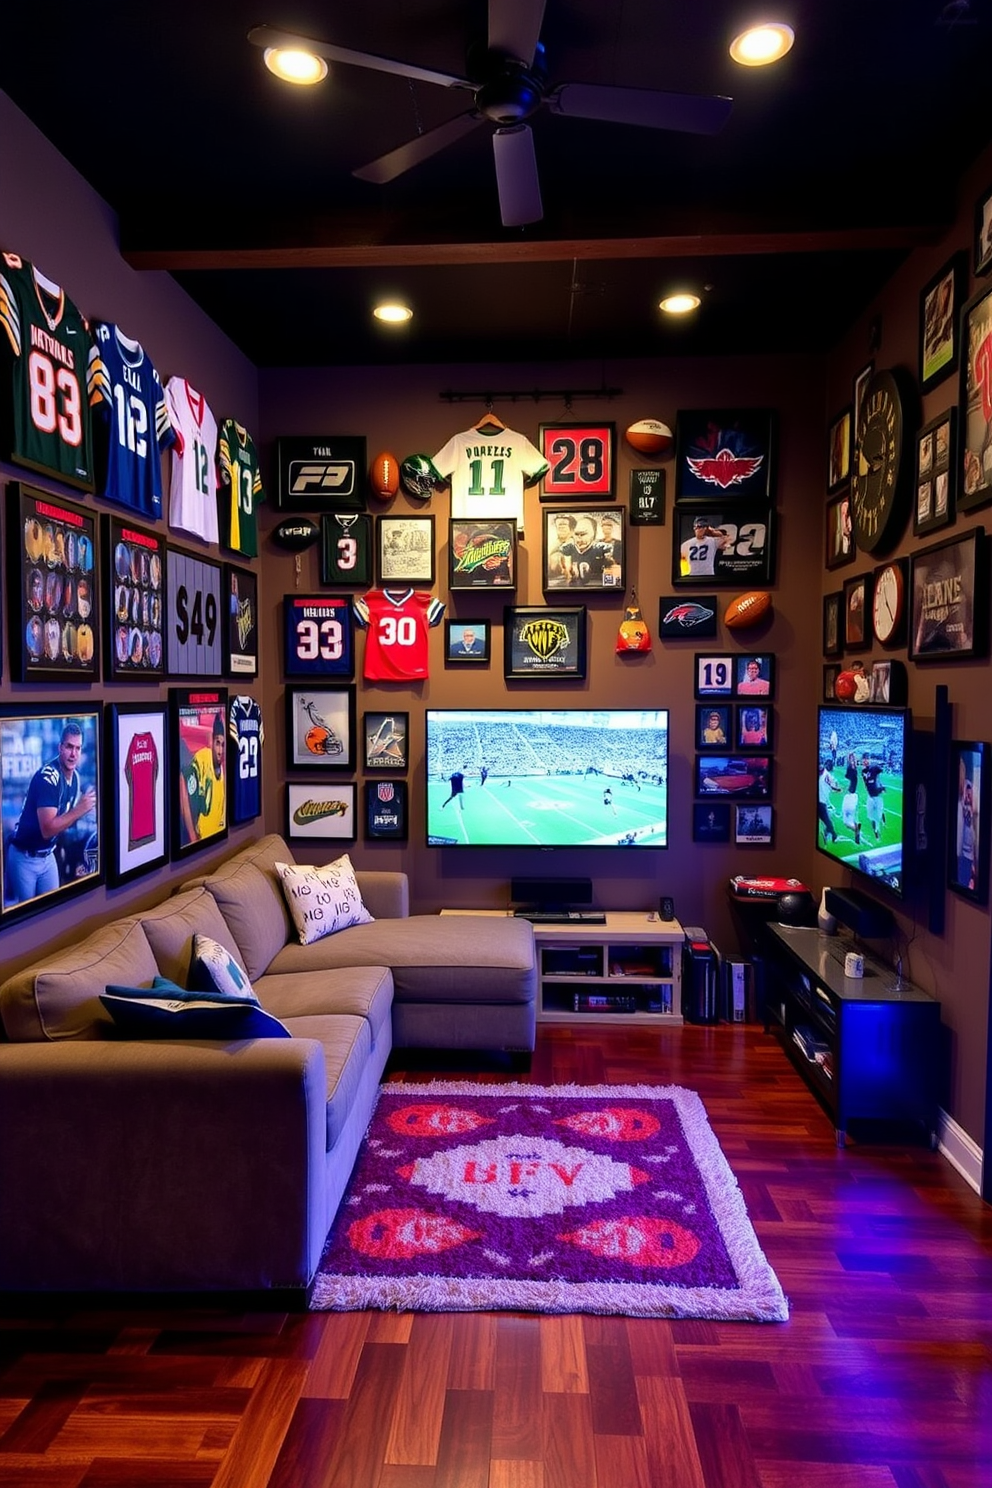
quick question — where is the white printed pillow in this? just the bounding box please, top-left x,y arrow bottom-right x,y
275,855 -> 374,946
188,933 -> 257,1003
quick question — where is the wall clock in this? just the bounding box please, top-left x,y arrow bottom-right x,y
871,558 -> 907,647
851,369 -> 916,553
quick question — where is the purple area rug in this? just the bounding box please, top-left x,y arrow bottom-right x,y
312,1082 -> 789,1321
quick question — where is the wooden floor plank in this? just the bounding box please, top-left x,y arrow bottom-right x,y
384,1314 -> 454,1466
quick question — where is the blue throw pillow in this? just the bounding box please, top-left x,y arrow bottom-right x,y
100,975 -> 289,1039
188,933 -> 257,1002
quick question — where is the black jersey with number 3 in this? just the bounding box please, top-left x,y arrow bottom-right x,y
321,512 -> 373,586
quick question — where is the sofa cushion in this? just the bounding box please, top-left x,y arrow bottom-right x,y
275,855 -> 374,946
256,964 -> 393,1050
0,918 -> 159,1042
100,977 -> 290,1040
189,933 -> 256,1002
139,889 -> 247,988
195,835 -> 296,982
273,1012 -> 372,1150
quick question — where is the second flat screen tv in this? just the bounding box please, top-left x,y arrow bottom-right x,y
816,703 -> 910,897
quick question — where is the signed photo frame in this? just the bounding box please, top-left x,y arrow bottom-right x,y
448,518 -> 515,590
169,687 -> 228,861
286,684 -> 356,770
377,514 -> 435,586
674,408 -> 775,503
543,507 -> 625,592
103,513 -> 165,679
671,505 -> 774,587
365,779 -> 408,841
286,781 -> 357,843
538,422 -> 615,501
106,701 -> 168,887
363,711 -> 408,771
9,482 -> 98,681
504,605 -> 587,679
909,527 -> 988,662
445,619 -> 490,664
948,740 -> 989,904
915,408 -> 957,536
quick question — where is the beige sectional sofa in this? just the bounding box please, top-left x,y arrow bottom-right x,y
0,833 -> 536,1303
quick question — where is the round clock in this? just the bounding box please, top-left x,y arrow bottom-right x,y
871,560 -> 906,646
851,369 -> 916,554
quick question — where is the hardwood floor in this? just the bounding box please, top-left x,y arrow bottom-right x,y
1,1023 -> 989,1488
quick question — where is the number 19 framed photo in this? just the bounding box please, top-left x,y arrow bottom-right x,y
165,547 -> 222,677
283,594 -> 354,678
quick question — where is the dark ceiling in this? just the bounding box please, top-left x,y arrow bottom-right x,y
3,1 -> 990,366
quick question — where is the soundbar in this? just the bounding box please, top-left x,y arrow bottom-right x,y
510,876 -> 593,907
824,886 -> 894,939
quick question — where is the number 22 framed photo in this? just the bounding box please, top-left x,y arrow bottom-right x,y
283,594 -> 354,678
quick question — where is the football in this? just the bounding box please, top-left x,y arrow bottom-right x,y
624,419 -> 674,457
272,517 -> 319,550
369,450 -> 400,501
724,590 -> 772,629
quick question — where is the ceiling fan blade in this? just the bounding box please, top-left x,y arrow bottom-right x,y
492,125 -> 543,227
488,0 -> 546,66
247,25 -> 471,91
550,82 -> 732,135
353,111 -> 484,184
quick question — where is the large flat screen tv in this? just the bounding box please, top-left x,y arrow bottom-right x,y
816,703 -> 910,897
426,708 -> 669,848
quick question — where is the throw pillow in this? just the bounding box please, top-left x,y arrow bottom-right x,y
275,854 -> 374,946
100,976 -> 289,1039
188,932 -> 257,1002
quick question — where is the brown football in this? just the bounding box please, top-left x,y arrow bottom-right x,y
369,450 -> 400,501
724,590 -> 772,629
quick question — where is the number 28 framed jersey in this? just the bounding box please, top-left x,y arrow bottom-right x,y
284,594 -> 354,678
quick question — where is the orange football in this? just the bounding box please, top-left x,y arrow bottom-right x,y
369,450 -> 400,501
624,419 -> 673,457
724,591 -> 772,629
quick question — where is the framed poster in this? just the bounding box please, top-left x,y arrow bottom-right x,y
283,594 -> 353,678
914,408 -> 957,536
659,595 -> 717,639
695,755 -> 772,801
948,740 -> 989,904
106,702 -> 168,887
910,527 -> 988,662
629,468 -> 665,524
0,705 -> 102,924
103,514 -> 165,679
692,801 -> 731,843
448,518 -> 515,589
843,572 -> 872,649
286,684 -> 356,770
169,687 -> 228,860
363,711 -> 408,772
445,619 -> 490,663
674,408 -> 775,503
165,546 -> 223,677
223,563 -> 259,678
825,490 -> 855,569
228,694 -> 264,825
736,704 -> 772,750
538,422 -> 615,501
8,482 -> 98,681
671,506 -> 774,586
286,781 -> 357,842
735,804 -> 773,845
274,434 -> 367,512
823,591 -> 843,657
695,703 -> 731,751
960,282 -> 992,512
321,511 -> 374,587
919,252 -> 966,391
377,514 -> 435,586
504,605 -> 587,679
827,407 -> 852,493
365,779 -> 408,841
543,507 -> 624,591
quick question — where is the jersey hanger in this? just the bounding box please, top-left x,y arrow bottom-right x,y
475,408 -> 505,434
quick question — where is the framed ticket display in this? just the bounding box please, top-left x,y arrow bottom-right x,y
538,422 -> 615,501
165,546 -> 222,677
8,482 -> 98,681
103,513 -> 165,679
106,701 -> 168,886
283,594 -> 354,677
169,686 -> 228,860
223,563 -> 259,678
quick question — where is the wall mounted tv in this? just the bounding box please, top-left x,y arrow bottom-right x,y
426,708 -> 669,848
816,703 -> 910,897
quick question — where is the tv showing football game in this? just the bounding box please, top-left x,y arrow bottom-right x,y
816,703 -> 910,897
426,708 -> 669,848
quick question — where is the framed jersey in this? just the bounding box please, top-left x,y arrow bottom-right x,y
165,547 -> 223,676
275,434 -> 367,512
284,594 -> 354,678
169,686 -> 228,860
223,563 -> 259,679
9,482 -> 99,682
88,322 -> 174,516
102,513 -> 166,680
353,588 -> 445,681
228,694 -> 264,824
321,512 -> 373,586
217,419 -> 264,556
106,702 -> 168,887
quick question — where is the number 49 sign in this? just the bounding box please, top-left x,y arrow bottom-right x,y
166,547 -> 222,676
284,594 -> 354,678
538,422 -> 616,501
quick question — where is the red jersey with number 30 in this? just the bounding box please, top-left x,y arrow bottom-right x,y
353,588 -> 444,681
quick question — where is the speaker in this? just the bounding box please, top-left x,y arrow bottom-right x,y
824,885 -> 894,939
659,896 -> 675,921
510,876 -> 593,907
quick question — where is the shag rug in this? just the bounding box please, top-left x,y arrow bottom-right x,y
312,1082 -> 788,1321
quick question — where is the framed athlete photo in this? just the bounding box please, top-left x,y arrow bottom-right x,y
695,754 -> 772,801
283,594 -> 353,678
915,409 -> 957,536
169,687 -> 228,861
543,507 -> 624,592
691,802 -> 731,843
102,514 -> 165,680
286,684 -> 356,770
504,605 -> 587,679
629,467 -> 665,524
694,653 -> 735,698
827,407 -> 852,493
286,781 -> 357,843
8,482 -> 98,681
365,779 -> 408,841
909,527 -> 988,662
823,591 -> 843,657
919,251 -> 966,391
0,704 -> 102,925
670,505 -> 774,587
736,704 -> 772,750
959,282 -> 992,512
674,408 -> 775,504
538,422 -> 615,501
274,434 -> 367,512
734,654 -> 775,698
695,703 -> 731,751
974,183 -> 992,277
825,490 -> 855,569
448,518 -> 516,590
948,740 -> 989,904
445,619 -> 490,664
659,595 -> 717,640
842,572 -> 872,649
223,564 -> 258,678
165,545 -> 223,677
105,702 -> 168,887
823,663 -> 840,701
377,514 -> 435,586
735,804 -> 773,845
363,711 -> 409,771
228,694 -> 264,825
321,511 -> 374,587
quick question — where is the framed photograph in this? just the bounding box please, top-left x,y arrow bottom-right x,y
378,514 -> 435,585
823,663 -> 841,701
695,755 -> 772,801
827,407 -> 852,493
695,703 -> 731,751
169,687 -> 228,860
695,653 -> 735,698
671,505 -> 774,586
843,572 -> 872,649
825,490 -> 855,569
629,467 -> 665,525
363,710 -> 409,772
910,527 -> 988,662
915,408 -> 957,536
365,779 -> 408,841
445,619 -> 490,663
919,252 -> 966,390
735,803 -> 773,845
823,591 -> 843,657
736,704 -> 772,750
284,594 -> 353,678
0,705 -> 102,923
286,781 -> 357,843
543,507 -> 624,591
948,741 -> 989,903
869,658 -> 908,706
103,514 -> 165,679
660,594 -> 717,639
286,684 -> 356,770
960,282 -> 992,512
228,694 -> 264,825
165,546 -> 223,677
538,422 -> 615,501
853,361 -> 874,435
692,802 -> 731,843
674,408 -> 775,503
274,434 -> 367,512
504,605 -> 587,679
321,512 -> 374,587
106,702 -> 168,886
734,654 -> 775,698
448,518 -> 515,589
974,183 -> 992,277
223,564 -> 258,678
8,482 -> 98,681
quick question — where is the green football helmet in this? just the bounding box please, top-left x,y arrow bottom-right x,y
400,453 -> 441,501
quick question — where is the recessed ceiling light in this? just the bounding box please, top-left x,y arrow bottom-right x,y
659,293 -> 701,315
729,22 -> 795,67
373,302 -> 414,325
263,46 -> 328,85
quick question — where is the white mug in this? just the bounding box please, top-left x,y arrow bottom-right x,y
844,951 -> 864,978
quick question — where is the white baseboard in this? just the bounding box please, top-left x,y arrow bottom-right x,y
937,1107 -> 983,1194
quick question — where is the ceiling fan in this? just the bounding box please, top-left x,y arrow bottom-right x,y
248,0 -> 732,228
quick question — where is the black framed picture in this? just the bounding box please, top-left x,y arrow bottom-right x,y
671,506 -> 774,586
736,704 -> 772,750
659,594 -> 717,639
283,594 -> 353,678
169,686 -> 228,860
960,282 -> 992,512
915,408 -> 957,536
445,619 -> 490,663
274,434 -> 367,512
286,684 -> 356,769
974,183 -> 992,277
734,653 -> 775,698
825,490 -> 855,569
543,507 -> 624,592
919,252 -> 966,391
869,658 -> 908,706
827,407 -> 852,493
365,779 -> 408,841
538,421 -> 616,501
286,781 -> 357,843
165,546 -> 223,677
823,663 -> 840,701
223,564 -> 259,678
8,482 -> 98,681
910,527 -> 988,662
674,408 -> 775,503
504,605 -> 587,679
948,740 -> 989,904
692,801 -> 731,843
103,513 -> 165,679
843,572 -> 872,649
448,518 -> 515,590
853,362 -> 874,439
696,703 -> 731,751
823,591 -> 843,657
629,467 -> 665,524
694,653 -> 735,698
0,704 -> 102,923
378,514 -> 435,586
106,701 -> 168,886
228,694 -> 264,825
735,803 -> 773,845
363,710 -> 409,771
321,512 -> 374,587
695,755 -> 772,801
